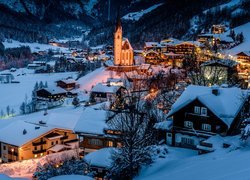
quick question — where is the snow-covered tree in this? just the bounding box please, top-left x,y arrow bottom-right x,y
33,157 -> 90,180
6,106 -> 10,116
107,89 -> 155,180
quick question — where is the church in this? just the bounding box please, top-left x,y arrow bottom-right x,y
113,16 -> 134,66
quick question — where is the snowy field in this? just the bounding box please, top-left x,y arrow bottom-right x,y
2,40 -> 70,53
226,22 -> 250,54
137,141 -> 250,180
0,68 -> 77,116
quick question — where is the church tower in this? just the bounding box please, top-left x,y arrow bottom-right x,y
114,13 -> 122,66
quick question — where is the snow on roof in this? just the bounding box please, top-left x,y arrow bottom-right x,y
0,174 -> 24,180
91,83 -> 120,94
144,42 -> 160,48
154,120 -> 173,130
48,144 -> 71,152
122,38 -> 133,50
84,148 -> 114,168
167,85 -> 248,127
201,59 -> 239,67
236,51 -> 250,56
74,105 -> 108,135
58,79 -> 76,84
0,121 -> 55,147
43,86 -> 67,95
49,175 -> 93,180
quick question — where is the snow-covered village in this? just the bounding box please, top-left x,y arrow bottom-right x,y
0,0 -> 249,180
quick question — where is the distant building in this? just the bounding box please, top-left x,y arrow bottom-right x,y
114,15 -> 134,66
200,59 -> 239,85
90,83 -> 124,103
36,86 -> 67,102
211,24 -> 226,34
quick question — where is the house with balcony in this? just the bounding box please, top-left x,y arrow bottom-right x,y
165,85 -> 249,151
0,121 -> 77,163
74,104 -> 120,155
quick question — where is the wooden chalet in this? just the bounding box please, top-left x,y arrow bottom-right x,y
36,86 -> 67,102
165,85 -> 250,152
0,121 -> 77,162
90,83 -> 124,103
56,79 -> 78,91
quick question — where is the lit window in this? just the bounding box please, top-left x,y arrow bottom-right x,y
194,106 -> 200,114
201,107 -> 207,116
184,121 -> 193,128
107,141 -> 113,147
34,154 -> 37,158
202,124 -> 211,131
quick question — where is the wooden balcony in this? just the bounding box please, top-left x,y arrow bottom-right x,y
32,140 -> 46,146
32,149 -> 46,154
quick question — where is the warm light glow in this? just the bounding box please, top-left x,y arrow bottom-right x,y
11,148 -> 14,152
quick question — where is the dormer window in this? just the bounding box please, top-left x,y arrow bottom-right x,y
194,106 -> 200,114
201,107 -> 207,116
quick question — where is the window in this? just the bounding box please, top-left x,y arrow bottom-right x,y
34,146 -> 37,151
194,106 -> 200,114
181,137 -> 194,145
107,141 -> 113,147
51,142 -> 54,146
184,121 -> 193,128
201,107 -> 207,116
202,124 -> 211,131
3,145 -> 6,151
88,139 -> 103,146
56,141 -> 58,144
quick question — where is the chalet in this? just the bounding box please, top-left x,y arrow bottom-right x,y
84,148 -> 113,179
36,86 -> 67,102
74,105 -> 120,155
236,51 -> 250,70
56,79 -> 78,91
90,83 -> 123,103
200,59 -> 239,85
0,121 -> 77,162
211,24 -> 226,34
165,85 -> 249,151
144,50 -> 162,65
107,78 -> 124,86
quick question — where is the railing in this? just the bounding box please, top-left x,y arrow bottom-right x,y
32,149 -> 46,154
60,136 -> 69,140
8,151 -> 18,156
32,140 -> 46,146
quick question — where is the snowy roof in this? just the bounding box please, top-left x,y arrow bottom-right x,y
91,83 -> 120,94
58,79 -> 76,84
167,85 -> 248,127
201,59 -> 239,67
154,120 -> 173,130
236,51 -> 250,56
84,148 -> 114,168
49,175 -> 93,180
74,105 -> 108,135
43,86 -> 67,95
122,38 -> 133,50
48,144 -> 71,152
0,121 -> 55,146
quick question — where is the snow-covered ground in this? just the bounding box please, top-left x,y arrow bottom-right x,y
49,175 -> 93,180
77,67 -> 120,92
122,3 -> 163,21
2,40 -> 70,53
0,149 -> 79,179
136,138 -> 250,180
0,68 -> 77,116
226,22 -> 250,54
204,0 -> 242,14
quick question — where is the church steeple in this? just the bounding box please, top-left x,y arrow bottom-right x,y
115,7 -> 122,31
